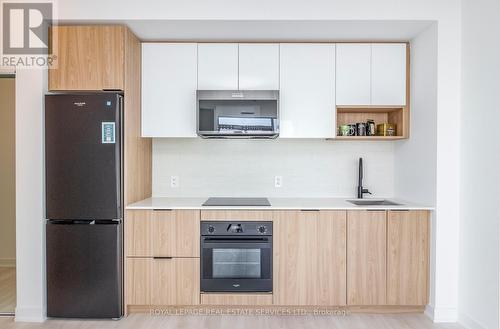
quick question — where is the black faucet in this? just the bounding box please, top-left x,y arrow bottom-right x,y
357,158 -> 372,199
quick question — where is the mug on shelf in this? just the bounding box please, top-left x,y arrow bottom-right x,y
339,124 -> 356,136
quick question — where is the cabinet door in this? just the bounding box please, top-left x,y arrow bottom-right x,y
197,44 -> 238,90
279,44 -> 336,138
151,258 -> 200,305
141,43 -> 197,137
126,258 -> 151,305
153,210 -> 200,257
372,43 -> 407,105
125,210 -> 152,257
336,44 -> 371,105
387,210 -> 429,305
347,210 -> 387,305
238,44 -> 279,90
49,26 -> 125,91
274,210 -> 346,306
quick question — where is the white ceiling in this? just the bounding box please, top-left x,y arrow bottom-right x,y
63,19 -> 435,42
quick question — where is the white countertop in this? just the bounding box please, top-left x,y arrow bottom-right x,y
126,197 -> 434,211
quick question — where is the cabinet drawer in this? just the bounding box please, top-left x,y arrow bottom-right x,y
201,293 -> 273,306
125,210 -> 153,257
151,257 -> 200,305
153,210 -> 200,257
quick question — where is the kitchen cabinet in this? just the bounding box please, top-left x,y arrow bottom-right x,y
201,293 -> 273,306
336,43 -> 407,106
126,258 -> 151,305
238,44 -> 280,90
141,43 -> 198,137
197,43 -> 239,90
153,210 -> 200,257
347,210 -> 387,305
152,257 -> 200,305
371,44 -> 407,106
49,26 -> 126,91
336,44 -> 371,105
387,210 -> 429,305
279,44 -> 336,138
125,210 -> 152,257
274,210 -> 346,306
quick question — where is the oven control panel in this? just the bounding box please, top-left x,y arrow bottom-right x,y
201,221 -> 273,236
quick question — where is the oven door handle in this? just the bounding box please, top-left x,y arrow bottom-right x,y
202,237 -> 270,244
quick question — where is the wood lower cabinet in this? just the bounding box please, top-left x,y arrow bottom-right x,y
49,25 -> 126,91
152,258 -> 200,305
387,210 -> 429,305
125,210 -> 201,309
274,210 -> 347,306
125,210 -> 153,257
347,210 -> 387,305
201,293 -> 273,306
153,210 -> 200,257
126,258 -> 151,305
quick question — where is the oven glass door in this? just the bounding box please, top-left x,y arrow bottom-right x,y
201,237 -> 272,292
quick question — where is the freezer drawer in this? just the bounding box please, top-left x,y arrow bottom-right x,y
46,220 -> 123,318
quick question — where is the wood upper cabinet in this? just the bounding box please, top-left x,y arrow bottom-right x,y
279,44 -> 336,138
153,210 -> 200,257
274,210 -> 347,306
347,210 -> 387,305
141,43 -> 198,137
387,210 -> 429,305
151,258 -> 200,305
238,44 -> 279,90
49,25 -> 126,91
197,43 -> 239,90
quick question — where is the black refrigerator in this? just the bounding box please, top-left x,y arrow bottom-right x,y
45,93 -> 123,319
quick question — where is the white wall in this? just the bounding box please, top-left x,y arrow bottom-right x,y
153,139 -> 394,198
14,0 -> 462,323
15,69 -> 46,322
0,77 -> 16,266
395,24 -> 439,317
459,0 -> 500,328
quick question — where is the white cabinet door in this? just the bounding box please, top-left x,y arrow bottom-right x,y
141,43 -> 198,137
336,44 -> 371,106
371,43 -> 407,105
279,44 -> 336,138
197,44 -> 238,90
239,44 -> 279,90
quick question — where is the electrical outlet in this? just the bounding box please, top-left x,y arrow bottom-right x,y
170,176 -> 179,188
275,176 -> 283,188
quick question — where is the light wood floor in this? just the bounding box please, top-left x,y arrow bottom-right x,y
0,313 -> 464,329
0,267 -> 16,313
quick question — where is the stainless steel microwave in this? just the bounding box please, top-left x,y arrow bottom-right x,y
196,90 -> 279,139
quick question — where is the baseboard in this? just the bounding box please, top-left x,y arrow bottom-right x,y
0,258 -> 15,267
14,307 -> 45,323
425,305 -> 458,323
459,312 -> 487,329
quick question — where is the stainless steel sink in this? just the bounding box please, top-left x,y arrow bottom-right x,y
347,199 -> 401,206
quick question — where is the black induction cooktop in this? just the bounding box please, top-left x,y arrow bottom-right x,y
202,197 -> 271,207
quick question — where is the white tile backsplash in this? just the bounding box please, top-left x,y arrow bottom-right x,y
153,138 -> 395,198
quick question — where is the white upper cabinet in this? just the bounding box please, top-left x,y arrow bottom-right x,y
279,44 -> 336,138
336,43 -> 407,106
371,43 -> 407,105
238,44 -> 279,90
197,44 -> 238,90
142,43 -> 198,137
336,44 -> 371,106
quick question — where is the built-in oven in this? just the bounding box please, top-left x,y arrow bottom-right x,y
200,221 -> 273,292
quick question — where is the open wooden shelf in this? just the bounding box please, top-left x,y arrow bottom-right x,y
336,106 -> 409,140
